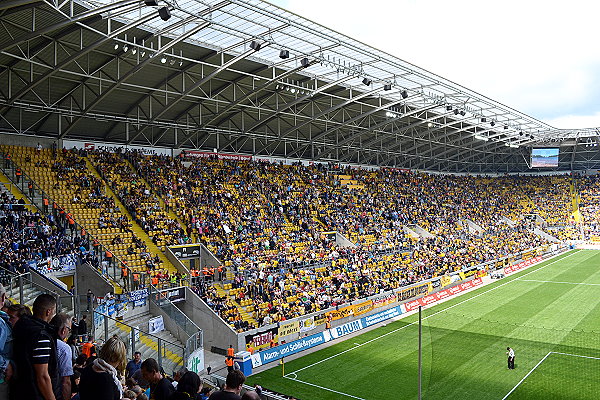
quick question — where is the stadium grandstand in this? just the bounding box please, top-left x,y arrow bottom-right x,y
0,1 -> 600,399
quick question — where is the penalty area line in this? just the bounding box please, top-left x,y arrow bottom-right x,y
287,250 -> 578,378
501,351 -> 552,400
283,375 -> 366,400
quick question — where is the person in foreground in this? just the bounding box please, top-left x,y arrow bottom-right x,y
11,294 -> 59,400
79,335 -> 127,400
208,370 -> 245,400
169,370 -> 201,400
140,357 -> 174,400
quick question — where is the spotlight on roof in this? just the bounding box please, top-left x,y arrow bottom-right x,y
454,109 -> 459,115
446,105 -> 453,111
158,7 -> 171,21
123,45 -> 129,53
490,121 -> 495,127
169,59 -> 175,65
362,78 -> 372,86
300,57 -> 310,68
160,56 -> 167,64
383,84 -> 392,91
519,131 -> 523,136
250,41 -> 262,51
279,49 -> 290,59
400,90 -> 408,99
140,50 -> 146,57
145,0 -> 158,6
481,117 -> 487,123
427,122 -> 433,128
132,48 -> 137,55
504,125 -> 508,130
460,110 -> 466,116
114,43 -> 119,50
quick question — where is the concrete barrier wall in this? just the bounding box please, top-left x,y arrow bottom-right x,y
178,287 -> 238,351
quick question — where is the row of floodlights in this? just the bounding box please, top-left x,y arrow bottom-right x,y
113,41 -> 183,66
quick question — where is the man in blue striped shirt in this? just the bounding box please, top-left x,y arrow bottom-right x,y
10,294 -> 60,400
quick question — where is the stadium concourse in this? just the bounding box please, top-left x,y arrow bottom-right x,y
2,0 -> 600,399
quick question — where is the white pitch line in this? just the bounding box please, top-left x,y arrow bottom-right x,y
551,351 -> 600,360
284,375 -> 367,400
501,352 -> 553,400
502,351 -> 600,399
286,250 -> 578,377
518,279 -> 600,286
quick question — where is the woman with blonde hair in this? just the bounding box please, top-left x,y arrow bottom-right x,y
79,335 -> 126,400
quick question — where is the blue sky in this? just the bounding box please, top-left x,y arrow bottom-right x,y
268,0 -> 600,129
532,148 -> 559,158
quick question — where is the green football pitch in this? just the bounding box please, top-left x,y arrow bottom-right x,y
247,250 -> 600,399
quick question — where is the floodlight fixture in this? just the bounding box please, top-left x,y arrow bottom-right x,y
446,105 -> 453,111
250,41 -> 262,51
362,78 -> 372,86
400,90 -> 408,99
160,56 -> 167,63
279,49 -> 290,59
301,57 -> 310,68
158,7 -> 171,21
383,84 -> 392,91
460,110 -> 466,116
145,0 -> 159,6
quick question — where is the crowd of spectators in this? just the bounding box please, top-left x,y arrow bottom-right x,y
124,153 -> 573,330
0,188 -> 84,275
0,288 -> 255,400
0,144 -> 583,332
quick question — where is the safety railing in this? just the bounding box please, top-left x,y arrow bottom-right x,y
2,269 -> 75,314
93,310 -> 185,374
148,284 -> 201,339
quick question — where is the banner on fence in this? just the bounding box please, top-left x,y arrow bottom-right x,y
278,321 -> 300,337
245,327 -> 278,351
128,289 -> 148,307
299,316 -> 316,332
352,300 -> 373,316
396,283 -> 429,302
325,304 -> 354,321
148,315 -> 164,334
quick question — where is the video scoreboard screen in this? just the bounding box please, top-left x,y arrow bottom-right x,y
531,148 -> 559,168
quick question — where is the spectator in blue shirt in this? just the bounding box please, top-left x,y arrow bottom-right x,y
125,351 -> 142,380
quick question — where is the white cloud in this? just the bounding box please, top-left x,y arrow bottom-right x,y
545,112 -> 600,130
270,0 -> 600,129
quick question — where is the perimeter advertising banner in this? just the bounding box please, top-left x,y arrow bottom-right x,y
255,332 -> 329,366
402,278 -> 483,313
252,306 -> 405,367
504,256 -> 543,275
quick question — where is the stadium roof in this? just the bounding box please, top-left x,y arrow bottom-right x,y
1,0 -> 599,172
